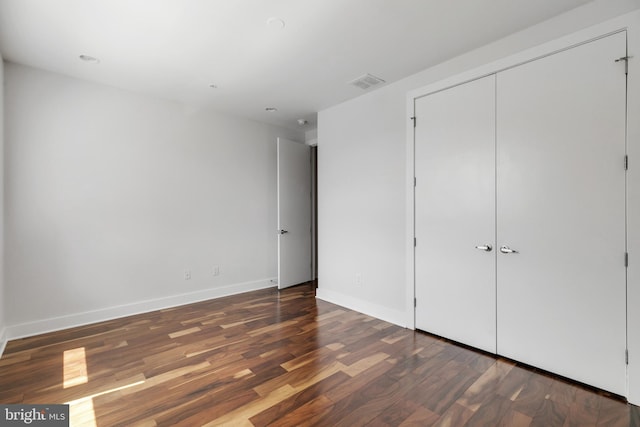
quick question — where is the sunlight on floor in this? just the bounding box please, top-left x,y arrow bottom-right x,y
63,347 -> 88,388
69,399 -> 97,427
65,380 -> 146,426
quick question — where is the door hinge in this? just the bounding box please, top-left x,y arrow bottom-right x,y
414,237 -> 417,247
626,349 -> 629,364
414,298 -> 417,308
615,56 -> 630,74
625,252 -> 629,267
625,155 -> 629,170
414,177 -> 417,187
411,116 -> 416,127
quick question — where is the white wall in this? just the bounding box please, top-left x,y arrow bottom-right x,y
305,129 -> 318,146
317,0 -> 640,403
0,56 -> 6,355
317,89 -> 407,325
4,63 -> 303,338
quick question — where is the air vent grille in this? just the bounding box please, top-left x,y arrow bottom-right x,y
348,73 -> 386,90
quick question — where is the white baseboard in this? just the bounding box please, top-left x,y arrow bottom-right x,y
0,327 -> 7,358
6,278 -> 276,340
315,288 -> 408,328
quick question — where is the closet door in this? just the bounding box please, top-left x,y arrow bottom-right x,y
496,32 -> 627,394
415,75 -> 496,353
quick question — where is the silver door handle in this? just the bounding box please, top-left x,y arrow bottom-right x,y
475,245 -> 492,252
278,229 -> 289,234
500,245 -> 518,254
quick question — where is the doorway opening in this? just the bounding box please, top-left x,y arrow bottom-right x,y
311,145 -> 318,288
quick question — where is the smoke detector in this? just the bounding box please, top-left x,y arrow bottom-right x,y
348,73 -> 385,90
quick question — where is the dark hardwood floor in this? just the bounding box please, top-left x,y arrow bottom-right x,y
0,282 -> 638,426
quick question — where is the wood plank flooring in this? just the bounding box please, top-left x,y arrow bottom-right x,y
0,282 -> 638,426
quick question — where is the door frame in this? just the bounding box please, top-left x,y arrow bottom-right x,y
310,145 -> 318,281
277,137 -> 312,289
405,11 -> 640,403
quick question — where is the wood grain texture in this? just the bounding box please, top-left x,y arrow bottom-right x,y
0,282 -> 637,426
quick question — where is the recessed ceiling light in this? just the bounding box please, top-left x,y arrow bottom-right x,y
79,54 -> 100,64
267,17 -> 285,29
265,107 -> 278,112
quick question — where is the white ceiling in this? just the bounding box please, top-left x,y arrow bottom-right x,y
0,0 -> 611,130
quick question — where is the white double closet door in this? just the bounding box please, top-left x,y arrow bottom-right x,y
415,31 -> 627,394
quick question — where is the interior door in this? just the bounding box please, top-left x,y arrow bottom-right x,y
277,137 -> 311,289
415,75 -> 497,353
496,32 -> 627,394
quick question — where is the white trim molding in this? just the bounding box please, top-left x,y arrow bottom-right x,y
5,278 -> 276,341
316,288 -> 407,328
0,328 -> 7,359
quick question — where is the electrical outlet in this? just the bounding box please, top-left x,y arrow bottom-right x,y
213,266 -> 220,276
355,273 -> 362,286
184,269 -> 191,280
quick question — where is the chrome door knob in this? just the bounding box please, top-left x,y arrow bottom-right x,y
475,245 -> 492,252
500,245 -> 518,254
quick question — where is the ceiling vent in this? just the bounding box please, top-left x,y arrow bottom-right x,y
348,73 -> 386,90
